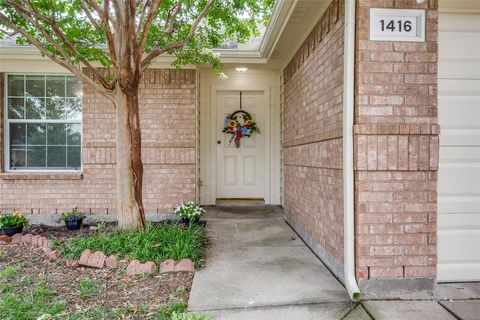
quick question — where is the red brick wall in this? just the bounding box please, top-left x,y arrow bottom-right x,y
283,0 -> 346,276
354,0 -> 439,292
0,69 -> 197,215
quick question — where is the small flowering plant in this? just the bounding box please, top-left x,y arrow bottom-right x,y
0,210 -> 29,229
174,202 -> 205,223
59,207 -> 86,222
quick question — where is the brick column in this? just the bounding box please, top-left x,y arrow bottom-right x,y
354,0 -> 439,298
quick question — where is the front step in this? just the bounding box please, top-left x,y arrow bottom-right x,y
215,198 -> 265,207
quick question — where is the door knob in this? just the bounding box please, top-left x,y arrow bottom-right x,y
217,140 -> 222,144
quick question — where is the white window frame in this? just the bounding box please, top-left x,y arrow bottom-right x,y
3,73 -> 83,173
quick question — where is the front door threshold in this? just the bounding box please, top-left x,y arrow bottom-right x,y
216,198 -> 265,207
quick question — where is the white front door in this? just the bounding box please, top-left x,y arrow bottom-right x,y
437,12 -> 480,282
216,91 -> 265,199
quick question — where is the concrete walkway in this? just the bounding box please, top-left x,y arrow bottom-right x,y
188,206 -> 354,319
188,206 -> 480,319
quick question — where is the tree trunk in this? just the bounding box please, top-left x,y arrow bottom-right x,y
115,88 -> 146,230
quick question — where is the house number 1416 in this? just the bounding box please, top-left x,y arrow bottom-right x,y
369,8 -> 426,42
380,19 -> 412,32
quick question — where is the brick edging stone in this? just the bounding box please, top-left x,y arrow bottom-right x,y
0,234 -> 196,275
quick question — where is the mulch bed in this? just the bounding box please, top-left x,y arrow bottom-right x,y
26,223 -> 114,239
0,243 -> 193,313
0,223 -> 197,316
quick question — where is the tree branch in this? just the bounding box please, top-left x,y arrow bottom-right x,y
140,40 -> 184,71
164,1 -> 182,35
136,0 -> 162,63
79,1 -> 102,30
8,0 -> 115,91
140,0 -> 215,71
81,0 -> 119,71
110,0 -> 123,27
135,0 -> 150,35
0,12 -> 114,100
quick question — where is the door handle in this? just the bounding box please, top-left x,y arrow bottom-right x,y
217,140 -> 222,144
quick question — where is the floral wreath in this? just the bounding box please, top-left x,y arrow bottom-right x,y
223,110 -> 260,148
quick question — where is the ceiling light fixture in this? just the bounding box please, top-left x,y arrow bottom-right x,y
235,67 -> 248,72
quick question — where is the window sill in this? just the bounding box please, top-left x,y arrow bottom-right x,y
0,172 -> 83,180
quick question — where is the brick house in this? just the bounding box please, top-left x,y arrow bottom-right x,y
0,0 -> 478,300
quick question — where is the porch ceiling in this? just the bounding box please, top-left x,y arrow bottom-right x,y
222,0 -> 331,70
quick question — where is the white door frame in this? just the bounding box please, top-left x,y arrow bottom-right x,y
198,69 -> 281,206
209,84 -> 271,203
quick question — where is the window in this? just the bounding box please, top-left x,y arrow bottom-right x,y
5,74 -> 82,171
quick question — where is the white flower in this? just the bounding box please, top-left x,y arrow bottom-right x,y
218,72 -> 229,80
213,51 -> 221,58
201,48 -> 213,56
174,201 -> 205,221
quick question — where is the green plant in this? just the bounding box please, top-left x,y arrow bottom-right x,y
58,208 -> 86,222
0,210 -> 29,229
0,284 -> 13,293
0,266 -> 18,279
55,222 -> 206,267
0,281 -> 67,320
174,202 -> 205,223
20,276 -> 34,286
155,302 -> 188,320
78,278 -> 102,300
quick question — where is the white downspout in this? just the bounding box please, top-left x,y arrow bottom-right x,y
343,0 -> 361,302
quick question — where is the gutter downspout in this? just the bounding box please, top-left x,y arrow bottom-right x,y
343,0 -> 361,302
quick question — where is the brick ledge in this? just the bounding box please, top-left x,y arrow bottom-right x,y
0,172 -> 83,180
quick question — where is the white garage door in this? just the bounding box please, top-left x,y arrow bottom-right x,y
437,12 -> 480,282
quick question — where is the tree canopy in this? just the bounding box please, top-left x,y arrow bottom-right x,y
0,0 -> 274,97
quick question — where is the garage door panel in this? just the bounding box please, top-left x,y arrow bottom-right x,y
439,80 -> 480,97
439,213 -> 480,228
439,13 -> 480,33
439,61 -> 480,79
438,264 -> 480,282
438,164 -> 480,194
438,198 -> 480,214
438,12 -> 480,282
438,94 -> 480,128
438,33 -> 480,60
438,230 -> 480,261
439,146 -> 480,163
440,131 -> 480,146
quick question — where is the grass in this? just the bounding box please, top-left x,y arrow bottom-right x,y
0,281 -> 67,320
78,278 -> 103,300
0,288 -> 205,320
54,222 -> 206,267
0,266 -> 18,279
